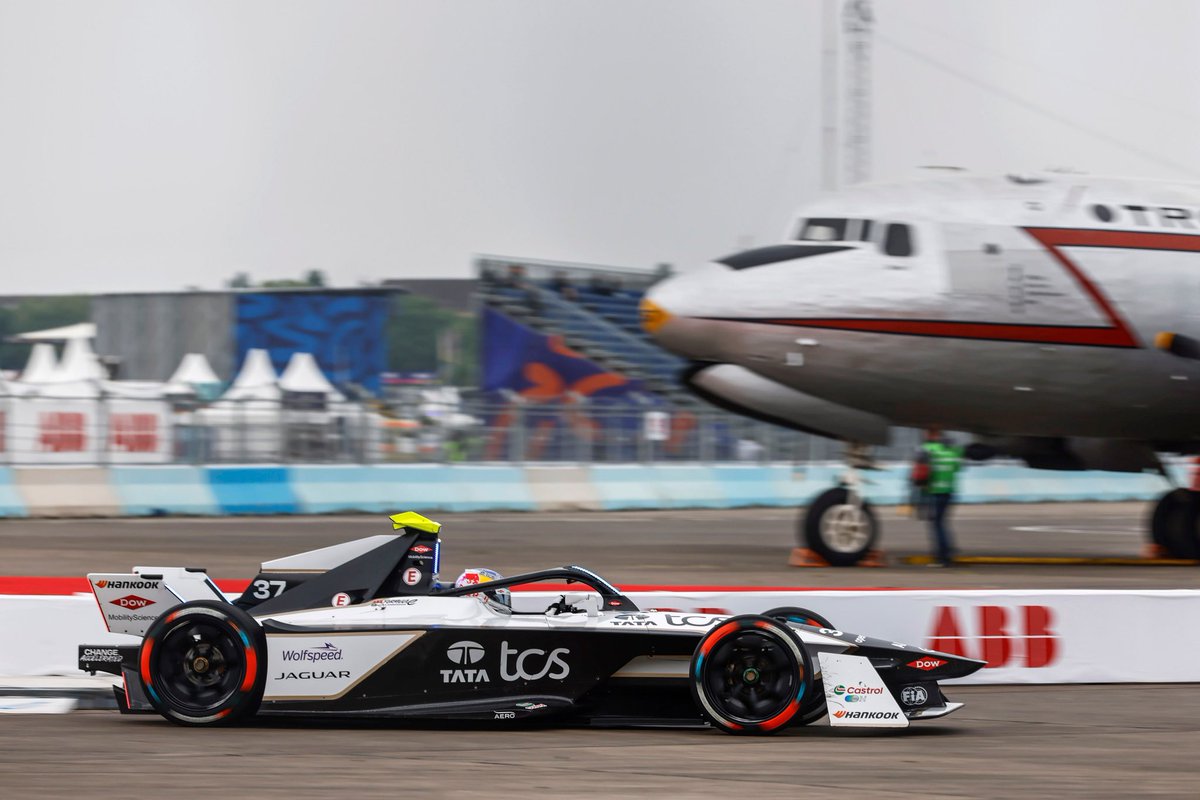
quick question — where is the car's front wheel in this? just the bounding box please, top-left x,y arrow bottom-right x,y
689,615 -> 812,735
139,600 -> 266,726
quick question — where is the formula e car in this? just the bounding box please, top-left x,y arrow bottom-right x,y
79,512 -> 984,733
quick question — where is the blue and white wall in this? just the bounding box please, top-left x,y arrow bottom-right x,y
0,462 -> 1179,516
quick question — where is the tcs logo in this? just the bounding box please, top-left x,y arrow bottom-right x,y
926,605 -> 1058,668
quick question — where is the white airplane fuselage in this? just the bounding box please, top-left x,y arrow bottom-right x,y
644,175 -> 1200,444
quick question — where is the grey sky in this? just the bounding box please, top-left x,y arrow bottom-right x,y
1,0 -> 1198,294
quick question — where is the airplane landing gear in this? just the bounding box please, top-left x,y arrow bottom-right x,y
798,444 -> 880,567
1151,488 -> 1200,559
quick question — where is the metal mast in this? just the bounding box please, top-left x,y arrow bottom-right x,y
842,0 -> 873,186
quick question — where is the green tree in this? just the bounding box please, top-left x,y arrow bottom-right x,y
0,295 -> 91,371
386,294 -> 478,385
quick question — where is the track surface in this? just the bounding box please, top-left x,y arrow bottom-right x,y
4,504 -> 1199,798
1,686 -> 1196,799
2,502 -> 1197,588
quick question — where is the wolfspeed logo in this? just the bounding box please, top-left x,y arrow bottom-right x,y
440,641 -> 570,683
832,710 -> 901,720
80,647 -> 122,662
94,579 -> 159,590
281,643 -> 343,663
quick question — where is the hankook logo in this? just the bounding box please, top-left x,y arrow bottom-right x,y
446,641 -> 485,665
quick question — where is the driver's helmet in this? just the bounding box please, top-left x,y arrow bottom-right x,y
454,568 -> 511,613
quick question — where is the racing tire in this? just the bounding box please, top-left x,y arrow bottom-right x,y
761,607 -> 832,726
139,600 -> 267,726
689,614 -> 813,735
802,487 -> 879,567
1151,488 -> 1200,559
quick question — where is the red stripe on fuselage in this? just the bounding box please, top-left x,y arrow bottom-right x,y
705,226 -> 1184,348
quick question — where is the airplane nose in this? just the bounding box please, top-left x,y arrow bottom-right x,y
639,296 -> 673,335
641,276 -> 727,361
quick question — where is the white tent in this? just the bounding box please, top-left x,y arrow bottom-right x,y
52,338 -> 106,382
19,343 -> 59,383
168,353 -> 220,386
279,352 -> 344,401
220,348 -> 280,403
165,353 -> 222,396
10,322 -> 97,342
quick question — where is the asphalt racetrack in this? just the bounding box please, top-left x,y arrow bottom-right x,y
3,503 -> 1199,798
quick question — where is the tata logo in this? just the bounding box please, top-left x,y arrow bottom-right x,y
441,641 -> 489,683
447,641 -> 484,665
111,595 -> 153,610
927,605 -> 1058,668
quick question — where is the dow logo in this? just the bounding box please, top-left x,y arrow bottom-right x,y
111,595 -> 154,610
446,641 -> 485,665
926,605 -> 1058,668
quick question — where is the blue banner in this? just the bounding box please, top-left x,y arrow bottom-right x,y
481,308 -> 637,399
236,292 -> 388,392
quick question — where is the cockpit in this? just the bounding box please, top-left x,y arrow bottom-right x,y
794,217 -> 917,257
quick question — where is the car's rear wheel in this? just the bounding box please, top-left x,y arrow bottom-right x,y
690,615 -> 812,735
139,600 -> 266,726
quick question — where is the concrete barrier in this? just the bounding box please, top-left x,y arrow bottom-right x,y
13,467 -> 123,517
0,461 -> 1178,517
526,466 -> 601,511
110,466 -> 218,515
207,466 -> 298,514
8,586 -> 1200,685
0,468 -> 27,517
289,466 -> 393,514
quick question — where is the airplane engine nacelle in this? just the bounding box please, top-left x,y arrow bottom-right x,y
974,436 -> 1160,474
682,363 -> 890,445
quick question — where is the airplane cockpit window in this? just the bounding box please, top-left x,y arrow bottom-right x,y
797,218 -> 848,242
883,223 -> 915,257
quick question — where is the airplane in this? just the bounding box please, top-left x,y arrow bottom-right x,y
639,172 -> 1200,565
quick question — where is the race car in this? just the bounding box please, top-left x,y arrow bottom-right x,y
79,511 -> 984,733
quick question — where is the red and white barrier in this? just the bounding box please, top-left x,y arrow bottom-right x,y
4,582 -> 1199,685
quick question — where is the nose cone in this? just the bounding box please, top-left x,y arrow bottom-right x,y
641,274 -> 727,361
638,296 -> 672,335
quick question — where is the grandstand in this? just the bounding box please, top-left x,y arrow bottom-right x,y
476,256 -> 692,402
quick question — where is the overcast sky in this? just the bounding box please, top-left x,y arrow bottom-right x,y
2,0 -> 1199,295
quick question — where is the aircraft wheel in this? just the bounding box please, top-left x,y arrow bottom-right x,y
139,600 -> 267,726
802,487 -> 878,566
690,615 -> 812,735
1151,488 -> 1200,559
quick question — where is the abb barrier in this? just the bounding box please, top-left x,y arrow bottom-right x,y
3,587 -> 1198,685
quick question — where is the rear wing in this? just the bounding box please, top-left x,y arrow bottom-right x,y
87,567 -> 227,637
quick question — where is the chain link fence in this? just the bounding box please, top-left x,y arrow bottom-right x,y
0,392 -> 923,466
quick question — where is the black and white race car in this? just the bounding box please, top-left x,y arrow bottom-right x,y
79,512 -> 984,733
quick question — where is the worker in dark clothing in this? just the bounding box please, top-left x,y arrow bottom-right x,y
915,426 -> 964,567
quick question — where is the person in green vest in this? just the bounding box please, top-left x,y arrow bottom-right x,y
915,426 -> 964,567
